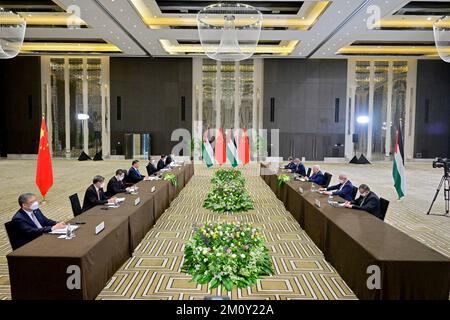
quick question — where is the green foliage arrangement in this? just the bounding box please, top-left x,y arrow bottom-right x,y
182,221 -> 274,291
163,172 -> 178,187
203,169 -> 254,213
277,174 -> 291,187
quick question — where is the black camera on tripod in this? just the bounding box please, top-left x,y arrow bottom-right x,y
432,157 -> 450,175
428,157 -> 450,216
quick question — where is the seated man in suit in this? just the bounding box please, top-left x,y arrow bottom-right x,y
165,154 -> 173,166
319,174 -> 354,201
12,193 -> 66,247
284,156 -> 295,170
107,169 -> 130,197
293,158 -> 307,176
146,157 -> 158,176
305,165 -> 326,186
344,184 -> 382,219
82,175 -> 117,212
157,155 -> 167,171
127,160 -> 145,184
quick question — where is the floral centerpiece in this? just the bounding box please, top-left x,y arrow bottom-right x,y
277,174 -> 290,187
182,221 -> 274,291
163,172 -> 178,187
203,169 -> 254,213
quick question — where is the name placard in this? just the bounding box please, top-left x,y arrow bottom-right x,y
315,199 -> 321,208
299,187 -> 304,194
95,221 -> 105,235
134,197 -> 141,206
151,186 -> 156,193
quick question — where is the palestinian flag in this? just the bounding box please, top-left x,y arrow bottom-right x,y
392,125 -> 406,199
226,130 -> 239,168
215,128 -> 226,165
202,131 -> 214,168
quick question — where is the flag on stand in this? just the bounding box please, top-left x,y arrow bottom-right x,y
202,131 -> 214,168
226,130 -> 239,168
36,116 -> 53,199
392,124 -> 406,199
214,128 -> 226,165
238,128 -> 250,166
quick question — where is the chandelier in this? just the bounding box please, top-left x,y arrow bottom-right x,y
197,3 -> 262,61
433,16 -> 450,63
0,9 -> 26,59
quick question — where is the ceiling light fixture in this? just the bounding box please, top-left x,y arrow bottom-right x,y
197,3 -> 262,61
0,9 -> 26,59
433,16 -> 450,63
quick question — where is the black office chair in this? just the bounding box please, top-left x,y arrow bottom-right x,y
306,167 -> 311,177
379,198 -> 390,221
69,193 -> 83,217
123,170 -> 134,187
323,172 -> 333,188
4,221 -> 22,250
351,186 -> 358,201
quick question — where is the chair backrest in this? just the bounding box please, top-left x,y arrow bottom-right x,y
306,167 -> 311,177
4,221 -> 22,251
323,172 -> 333,188
69,193 -> 83,217
379,197 -> 390,221
351,186 -> 358,200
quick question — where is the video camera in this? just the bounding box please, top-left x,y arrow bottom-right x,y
432,157 -> 450,175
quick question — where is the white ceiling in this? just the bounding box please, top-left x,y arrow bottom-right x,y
12,0 -> 449,59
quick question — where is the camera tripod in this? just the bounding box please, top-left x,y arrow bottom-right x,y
426,172 -> 449,217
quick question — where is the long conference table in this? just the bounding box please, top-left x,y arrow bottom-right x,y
261,163 -> 450,300
7,163 -> 194,300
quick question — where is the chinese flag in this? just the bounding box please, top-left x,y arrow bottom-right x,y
36,116 -> 53,198
238,128 -> 250,166
214,128 -> 226,165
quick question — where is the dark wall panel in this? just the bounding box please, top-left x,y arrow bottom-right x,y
263,59 -> 347,160
110,57 -> 192,156
0,56 -> 41,155
415,60 -> 450,158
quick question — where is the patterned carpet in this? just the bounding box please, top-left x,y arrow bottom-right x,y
97,165 -> 355,300
0,159 -> 449,300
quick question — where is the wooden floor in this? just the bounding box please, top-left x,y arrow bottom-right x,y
0,159 -> 448,299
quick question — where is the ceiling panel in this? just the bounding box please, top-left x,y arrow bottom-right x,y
6,0 -> 447,59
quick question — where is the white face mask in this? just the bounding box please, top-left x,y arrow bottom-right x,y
339,179 -> 345,184
99,183 -> 105,189
30,201 -> 39,211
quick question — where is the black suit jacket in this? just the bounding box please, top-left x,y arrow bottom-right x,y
294,163 -> 306,176
351,191 -> 381,219
106,176 -> 126,197
127,167 -> 145,184
82,184 -> 109,212
146,162 -> 157,176
165,155 -> 173,166
12,208 -> 57,248
157,159 -> 166,171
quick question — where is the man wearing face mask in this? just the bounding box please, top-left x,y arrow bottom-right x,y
106,169 -> 130,197
82,175 -> 117,212
12,193 -> 66,248
319,174 -> 354,201
157,155 -> 167,171
344,184 -> 382,219
146,157 -> 157,176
